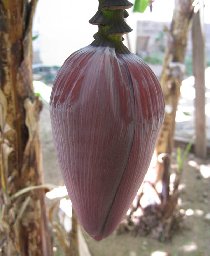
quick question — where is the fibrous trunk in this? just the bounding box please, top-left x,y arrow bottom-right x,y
192,6 -> 206,158
0,1 -> 52,255
157,0 -> 194,155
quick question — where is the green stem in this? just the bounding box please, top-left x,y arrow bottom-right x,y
90,0 -> 132,50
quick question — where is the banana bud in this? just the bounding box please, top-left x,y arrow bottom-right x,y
50,0 -> 164,241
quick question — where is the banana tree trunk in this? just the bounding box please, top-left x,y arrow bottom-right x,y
0,1 -> 52,255
156,0 -> 194,156
69,210 -> 80,256
192,6 -> 207,158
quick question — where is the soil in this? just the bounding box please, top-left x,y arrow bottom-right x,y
40,103 -> 210,256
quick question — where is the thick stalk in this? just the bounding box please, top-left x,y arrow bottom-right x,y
0,1 -> 52,255
192,7 -> 206,158
90,0 -> 132,51
156,0 -> 194,156
69,210 -> 80,256
155,0 -> 194,217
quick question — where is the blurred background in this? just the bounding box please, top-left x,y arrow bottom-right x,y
32,1 -> 210,255
32,0 -> 210,65
0,0 -> 210,255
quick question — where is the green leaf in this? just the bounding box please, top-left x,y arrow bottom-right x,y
183,111 -> 191,116
35,92 -> 41,98
133,0 -> 149,13
32,34 -> 39,41
176,147 -> 182,173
